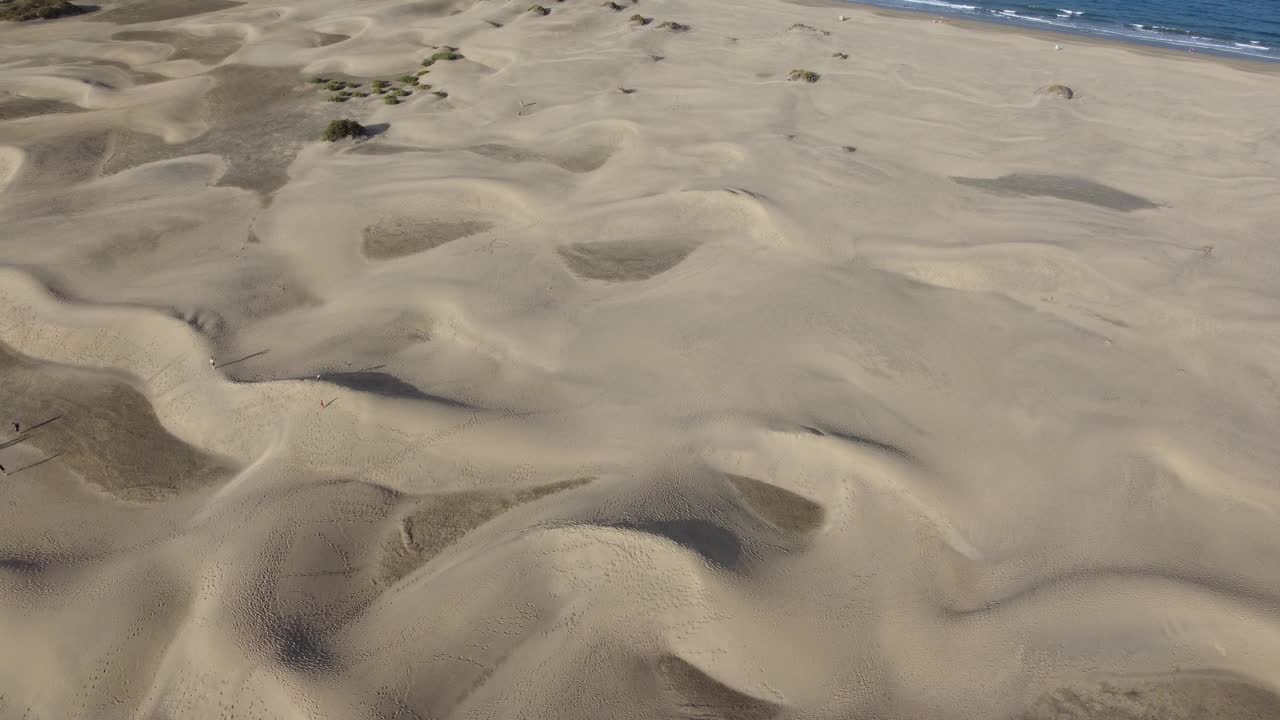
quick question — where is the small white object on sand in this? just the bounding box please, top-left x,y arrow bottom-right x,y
209,356 -> 215,367
839,14 -> 847,21
1055,44 -> 1062,50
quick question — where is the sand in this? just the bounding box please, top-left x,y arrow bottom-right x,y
1,0 -> 1279,715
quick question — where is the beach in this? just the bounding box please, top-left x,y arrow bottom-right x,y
1,0 -> 1280,716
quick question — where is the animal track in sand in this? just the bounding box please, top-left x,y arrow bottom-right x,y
0,342 -> 236,501
1020,672 -> 1280,720
376,478 -> 592,586
557,239 -> 698,282
362,218 -> 494,260
951,173 -> 1159,212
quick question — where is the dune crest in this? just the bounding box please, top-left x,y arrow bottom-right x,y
2,0 -> 1280,716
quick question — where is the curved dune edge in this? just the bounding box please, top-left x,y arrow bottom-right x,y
0,266 -> 495,474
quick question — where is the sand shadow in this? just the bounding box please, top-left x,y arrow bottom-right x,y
9,452 -> 64,475
216,349 -> 269,369
951,174 -> 1159,211
657,655 -> 781,720
611,518 -> 742,568
726,474 -> 825,534
799,425 -> 914,462
362,219 -> 492,261
0,434 -> 32,450
557,240 -> 698,282
320,371 -> 472,407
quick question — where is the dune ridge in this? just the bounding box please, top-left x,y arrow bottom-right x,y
2,0 -> 1280,716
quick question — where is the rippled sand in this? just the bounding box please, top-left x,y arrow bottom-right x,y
1,0 -> 1279,716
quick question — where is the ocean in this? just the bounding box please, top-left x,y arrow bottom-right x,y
845,0 -> 1280,60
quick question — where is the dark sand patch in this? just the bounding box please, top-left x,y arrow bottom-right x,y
362,219 -> 493,260
726,474 -> 824,534
93,0 -> 243,24
3,130 -> 109,195
376,478 -> 591,585
952,174 -> 1158,211
111,29 -> 243,64
657,655 -> 781,720
1020,673 -> 1280,720
0,97 -> 84,121
557,239 -> 697,282
0,343 -> 235,501
467,142 -> 614,173
101,65 -> 324,195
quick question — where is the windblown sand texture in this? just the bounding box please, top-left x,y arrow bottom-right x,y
2,0 -> 1280,716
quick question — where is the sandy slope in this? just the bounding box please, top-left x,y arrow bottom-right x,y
1,0 -> 1280,716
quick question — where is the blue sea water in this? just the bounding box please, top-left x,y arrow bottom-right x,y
846,0 -> 1280,60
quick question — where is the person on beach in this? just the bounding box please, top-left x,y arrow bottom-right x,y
12,422 -> 18,433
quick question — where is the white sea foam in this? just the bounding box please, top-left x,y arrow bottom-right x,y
899,0 -> 978,11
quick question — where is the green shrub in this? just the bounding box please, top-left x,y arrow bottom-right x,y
384,96 -> 400,105
788,69 -> 820,83
656,20 -> 690,31
528,5 -> 550,15
630,13 -> 650,24
399,74 -> 417,83
310,76 -> 328,84
433,90 -> 449,98
429,50 -> 464,62
322,119 -> 365,141
603,1 -> 623,10
328,94 -> 349,102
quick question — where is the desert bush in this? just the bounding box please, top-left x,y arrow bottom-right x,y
0,0 -> 90,21
789,69 -> 820,83
1042,84 -> 1074,99
528,5 -> 550,15
322,119 -> 365,141
603,1 -> 623,9
630,13 -> 650,24
656,20 -> 689,31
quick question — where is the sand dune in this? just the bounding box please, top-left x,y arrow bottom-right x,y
2,0 -> 1280,716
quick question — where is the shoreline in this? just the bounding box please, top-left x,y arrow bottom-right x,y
789,0 -> 1280,74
